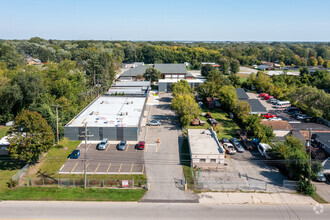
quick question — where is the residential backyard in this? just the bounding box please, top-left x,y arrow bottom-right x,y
186,108 -> 241,140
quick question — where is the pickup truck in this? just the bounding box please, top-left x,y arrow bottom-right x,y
223,143 -> 236,154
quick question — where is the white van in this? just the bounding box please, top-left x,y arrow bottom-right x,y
275,101 -> 291,108
257,143 -> 272,159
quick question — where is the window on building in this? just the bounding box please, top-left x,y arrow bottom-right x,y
211,159 -> 216,163
200,159 -> 206,163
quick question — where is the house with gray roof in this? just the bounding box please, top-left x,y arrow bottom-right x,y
247,99 -> 267,114
235,88 -> 249,100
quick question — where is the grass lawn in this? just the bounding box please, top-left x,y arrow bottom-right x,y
186,108 -> 240,140
0,126 -> 10,139
0,187 -> 146,201
0,157 -> 24,193
180,138 -> 195,190
312,193 -> 328,204
28,141 -> 146,184
237,73 -> 249,83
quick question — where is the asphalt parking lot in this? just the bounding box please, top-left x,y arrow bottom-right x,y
59,142 -> 145,175
197,149 -> 289,192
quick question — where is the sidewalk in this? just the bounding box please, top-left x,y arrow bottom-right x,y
199,192 -> 318,205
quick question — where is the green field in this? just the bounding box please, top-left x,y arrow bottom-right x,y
186,108 -> 240,139
0,187 -> 146,201
0,126 -> 10,139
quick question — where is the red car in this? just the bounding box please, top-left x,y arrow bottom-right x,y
263,95 -> 274,100
263,113 -> 276,119
259,93 -> 269,98
137,141 -> 145,150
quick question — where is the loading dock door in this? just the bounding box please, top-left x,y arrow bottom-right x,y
78,127 -> 85,140
99,127 -> 103,140
117,127 -> 123,140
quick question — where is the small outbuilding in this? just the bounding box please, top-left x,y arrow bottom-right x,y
0,136 -> 10,155
187,129 -> 225,168
260,121 -> 292,137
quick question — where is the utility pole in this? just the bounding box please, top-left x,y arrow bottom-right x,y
308,128 -> 312,170
79,123 -> 93,189
52,105 -> 62,145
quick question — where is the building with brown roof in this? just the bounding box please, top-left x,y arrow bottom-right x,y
260,121 -> 292,137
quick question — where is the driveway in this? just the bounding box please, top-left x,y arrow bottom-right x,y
141,93 -> 197,202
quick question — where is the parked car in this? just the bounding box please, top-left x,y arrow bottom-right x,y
117,140 -> 127,150
69,150 -> 80,159
257,143 -> 272,159
285,107 -> 300,112
316,172 -> 326,182
268,98 -> 278,104
230,138 -> 245,153
259,93 -> 268,98
243,140 -> 254,150
262,113 -> 276,119
147,120 -> 161,126
137,141 -> 145,150
289,111 -> 301,117
263,95 -> 274,100
228,112 -> 234,119
208,118 -> 219,125
223,143 -> 236,154
269,117 -> 282,121
251,138 -> 259,147
221,138 -> 230,144
97,138 -> 108,150
296,114 -> 307,120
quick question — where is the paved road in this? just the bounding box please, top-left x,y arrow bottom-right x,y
141,93 -> 197,202
0,201 -> 328,220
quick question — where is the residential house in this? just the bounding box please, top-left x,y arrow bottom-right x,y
260,121 -> 292,137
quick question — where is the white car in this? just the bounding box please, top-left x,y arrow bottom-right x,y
269,117 -> 282,121
257,143 -> 272,159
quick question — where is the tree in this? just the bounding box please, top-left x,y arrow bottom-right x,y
7,110 -> 54,163
280,62 -> 285,68
144,67 -> 161,83
170,80 -> 192,97
317,56 -> 324,66
219,59 -> 229,75
323,60 -> 330,68
307,57 -> 318,66
230,60 -> 240,74
201,64 -> 215,77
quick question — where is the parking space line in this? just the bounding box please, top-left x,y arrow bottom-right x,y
71,162 -> 78,173
86,163 -> 89,170
87,144 -> 91,150
106,144 -> 110,151
106,163 -> 111,174
118,163 -> 122,174
156,143 -> 160,152
126,144 -> 129,151
142,165 -> 145,174
130,164 -> 134,174
145,144 -> 148,152
94,163 -> 100,173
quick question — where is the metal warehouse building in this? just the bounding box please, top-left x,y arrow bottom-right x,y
65,81 -> 150,141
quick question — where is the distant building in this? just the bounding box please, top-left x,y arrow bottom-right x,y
158,78 -> 206,92
187,129 -> 225,168
260,121 -> 292,137
258,64 -> 272,70
313,132 -> 330,155
201,62 -> 220,68
119,63 -> 189,81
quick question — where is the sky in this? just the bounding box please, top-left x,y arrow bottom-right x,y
0,0 -> 330,41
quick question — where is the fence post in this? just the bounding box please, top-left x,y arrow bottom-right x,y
42,178 -> 44,186
132,179 -> 134,188
73,179 -> 75,187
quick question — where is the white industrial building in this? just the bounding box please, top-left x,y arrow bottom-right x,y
187,129 -> 225,168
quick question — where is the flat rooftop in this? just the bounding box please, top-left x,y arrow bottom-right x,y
188,129 -> 224,155
159,78 -> 206,83
66,96 -> 146,127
